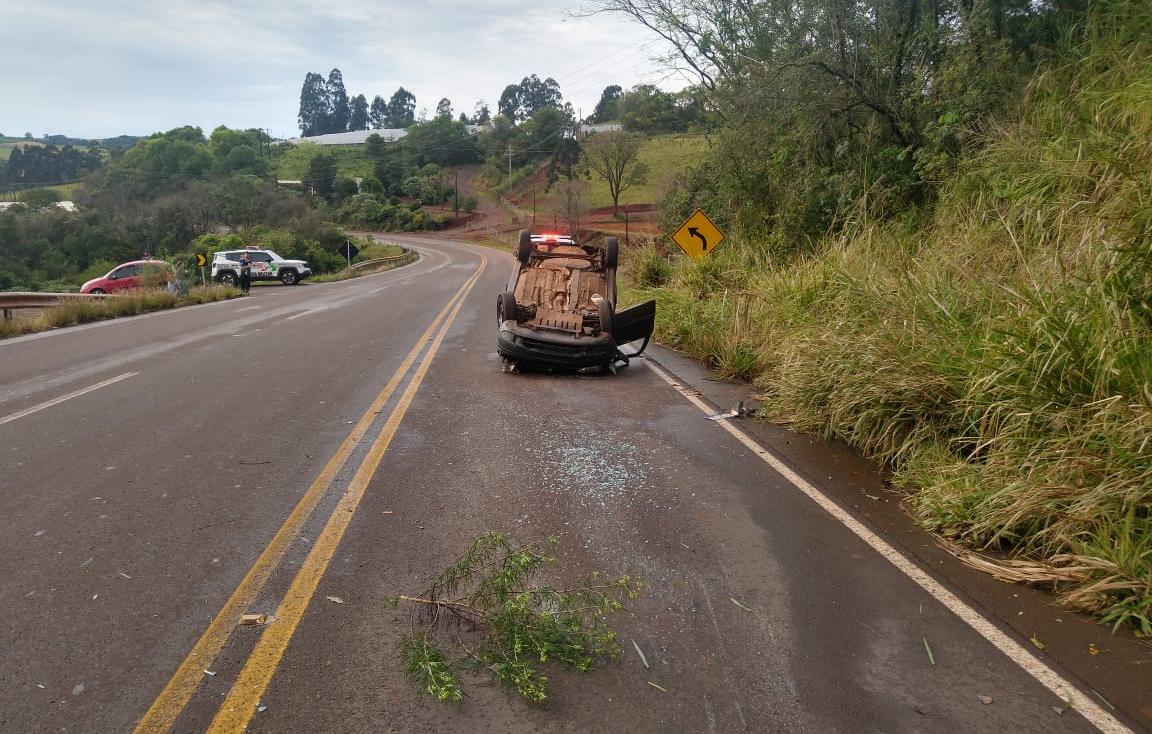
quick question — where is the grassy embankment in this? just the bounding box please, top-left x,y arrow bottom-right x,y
0,287 -> 242,339
626,10 -> 1152,631
583,134 -> 708,211
504,134 -> 708,215
275,142 -> 375,180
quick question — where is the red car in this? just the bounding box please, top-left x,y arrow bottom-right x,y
80,260 -> 175,294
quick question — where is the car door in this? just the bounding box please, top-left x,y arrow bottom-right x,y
108,264 -> 140,292
613,299 -> 656,347
250,252 -> 274,279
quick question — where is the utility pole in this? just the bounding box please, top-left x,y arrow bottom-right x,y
507,145 -> 513,176
454,171 -> 460,217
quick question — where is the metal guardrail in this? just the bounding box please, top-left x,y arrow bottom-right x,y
2,249 -> 417,319
348,248 -> 416,273
0,292 -> 109,320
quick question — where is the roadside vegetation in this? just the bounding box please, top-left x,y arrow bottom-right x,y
619,0 -> 1152,631
0,127 -> 374,292
310,242 -> 416,283
0,286 -> 240,339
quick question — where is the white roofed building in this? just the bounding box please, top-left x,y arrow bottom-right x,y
286,124 -> 485,147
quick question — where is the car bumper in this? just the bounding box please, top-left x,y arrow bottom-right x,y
497,322 -> 617,369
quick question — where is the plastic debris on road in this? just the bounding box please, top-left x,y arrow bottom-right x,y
631,639 -> 650,669
729,597 -> 754,612
707,401 -> 757,421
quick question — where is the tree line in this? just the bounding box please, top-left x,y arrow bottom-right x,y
298,69 -> 425,136
594,0 -> 1096,249
1,144 -> 104,192
296,67 -> 714,139
0,126 -> 355,291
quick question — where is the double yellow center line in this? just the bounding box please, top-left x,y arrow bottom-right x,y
134,256 -> 487,734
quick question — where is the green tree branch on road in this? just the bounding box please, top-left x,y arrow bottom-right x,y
397,533 -> 641,703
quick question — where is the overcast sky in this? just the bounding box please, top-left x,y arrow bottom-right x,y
0,0 -> 684,141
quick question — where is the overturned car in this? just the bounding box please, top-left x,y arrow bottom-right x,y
496,230 -> 656,371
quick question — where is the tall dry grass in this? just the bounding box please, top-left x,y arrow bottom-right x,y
0,286 -> 240,339
631,1 -> 1152,631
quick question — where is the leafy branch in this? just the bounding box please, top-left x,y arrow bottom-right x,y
395,532 -> 643,703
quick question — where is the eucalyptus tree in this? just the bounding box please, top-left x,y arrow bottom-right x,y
369,95 -> 388,128
590,85 -> 622,123
497,75 -> 564,122
349,94 -> 370,131
297,72 -> 327,136
325,68 -> 351,133
386,87 -> 417,128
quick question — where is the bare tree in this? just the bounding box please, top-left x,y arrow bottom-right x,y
553,178 -> 589,238
582,131 -> 648,216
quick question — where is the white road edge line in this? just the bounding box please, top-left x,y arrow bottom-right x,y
644,358 -> 1132,734
0,372 -> 139,427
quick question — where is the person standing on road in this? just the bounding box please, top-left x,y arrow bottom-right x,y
238,252 -> 252,293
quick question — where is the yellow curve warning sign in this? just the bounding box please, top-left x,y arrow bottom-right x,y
671,209 -> 726,260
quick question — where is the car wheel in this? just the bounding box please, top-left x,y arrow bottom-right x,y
89,288 -> 106,295
604,237 -> 619,269
498,291 -> 518,323
218,272 -> 237,287
597,297 -> 615,336
517,230 -> 533,264
280,270 -> 299,285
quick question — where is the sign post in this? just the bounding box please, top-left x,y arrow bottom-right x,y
671,209 -> 726,260
195,252 -> 208,286
339,241 -> 360,272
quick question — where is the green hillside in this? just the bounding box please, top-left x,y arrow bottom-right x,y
626,1 -> 1152,630
502,133 -> 708,216
275,142 -> 375,180
583,134 -> 708,210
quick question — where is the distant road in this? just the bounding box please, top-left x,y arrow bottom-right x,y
0,236 -> 1138,733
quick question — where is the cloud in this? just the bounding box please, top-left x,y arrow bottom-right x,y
0,0 -> 678,138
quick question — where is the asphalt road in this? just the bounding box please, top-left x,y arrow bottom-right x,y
0,236 -> 1146,734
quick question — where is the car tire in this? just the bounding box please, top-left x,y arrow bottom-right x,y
218,272 -> 237,287
498,291 -> 518,323
597,297 -> 615,336
280,270 -> 299,285
517,230 -> 533,264
89,288 -> 106,295
604,237 -> 619,269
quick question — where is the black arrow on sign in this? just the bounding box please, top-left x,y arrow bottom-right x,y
688,226 -> 708,252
